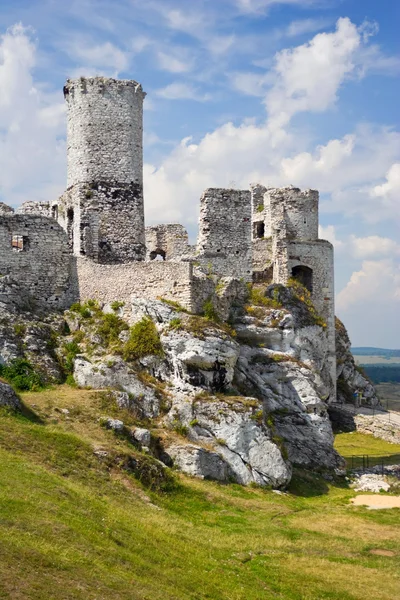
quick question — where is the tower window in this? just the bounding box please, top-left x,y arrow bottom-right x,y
12,235 -> 28,252
254,222 -> 265,239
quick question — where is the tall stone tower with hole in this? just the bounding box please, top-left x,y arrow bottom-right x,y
57,77 -> 146,263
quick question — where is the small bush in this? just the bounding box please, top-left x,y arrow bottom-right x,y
97,313 -> 129,347
169,317 -> 182,331
158,298 -> 188,313
247,285 -> 282,309
0,359 -> 44,391
123,317 -> 163,361
13,323 -> 26,337
110,301 -> 125,312
62,341 -> 81,374
203,298 -> 220,322
172,420 -> 188,437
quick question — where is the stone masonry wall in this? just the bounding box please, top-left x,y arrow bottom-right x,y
288,240 -> 336,398
268,187 -> 319,241
64,77 -> 145,187
0,214 -> 71,310
197,188 -> 252,281
75,258 -> 194,311
145,224 -> 191,261
251,183 -> 271,240
58,183 -> 145,263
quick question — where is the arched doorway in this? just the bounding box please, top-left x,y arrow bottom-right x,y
149,248 -> 166,261
291,265 -> 313,293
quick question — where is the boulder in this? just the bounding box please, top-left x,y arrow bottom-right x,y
0,381 -> 21,410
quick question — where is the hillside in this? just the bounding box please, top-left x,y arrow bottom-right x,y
1,386 -> 400,600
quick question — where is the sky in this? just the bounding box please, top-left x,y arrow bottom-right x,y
0,0 -> 399,348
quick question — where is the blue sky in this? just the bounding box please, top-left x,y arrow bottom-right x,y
0,0 -> 399,347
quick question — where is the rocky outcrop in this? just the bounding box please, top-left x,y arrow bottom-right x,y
335,318 -> 379,406
0,381 -> 21,410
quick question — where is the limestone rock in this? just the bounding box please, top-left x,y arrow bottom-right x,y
167,444 -> 231,482
102,417 -> 124,432
132,428 -> 151,447
73,356 -> 160,418
0,381 -> 21,410
166,394 -> 291,488
335,318 -> 379,406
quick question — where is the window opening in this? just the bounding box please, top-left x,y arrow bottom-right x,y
11,235 -> 25,252
254,222 -> 265,239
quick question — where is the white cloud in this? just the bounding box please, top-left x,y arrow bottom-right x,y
285,18 -> 332,38
318,225 -> 344,249
65,40 -> 129,75
0,24 -> 66,207
349,235 -> 400,259
157,51 -> 193,73
235,0 -> 320,14
155,82 -> 210,101
266,18 -> 361,130
370,163 -> 400,213
336,259 -> 400,311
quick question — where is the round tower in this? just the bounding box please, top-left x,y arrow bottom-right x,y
59,77 -> 147,263
64,77 -> 145,187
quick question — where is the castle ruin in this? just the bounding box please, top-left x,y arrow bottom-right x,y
0,76 -> 336,396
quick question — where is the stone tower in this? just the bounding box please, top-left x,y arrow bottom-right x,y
58,77 -> 146,263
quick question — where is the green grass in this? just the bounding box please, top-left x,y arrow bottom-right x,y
0,390 -> 399,599
334,432 -> 400,457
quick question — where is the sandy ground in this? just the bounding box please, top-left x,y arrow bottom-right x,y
351,495 -> 400,509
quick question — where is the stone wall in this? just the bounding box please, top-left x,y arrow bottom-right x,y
268,187 -> 319,241
145,224 -> 191,260
75,258 -> 194,310
251,183 -> 271,240
197,188 -> 252,281
0,214 -> 71,310
16,201 -> 56,219
58,182 -> 145,263
64,77 -> 146,187
288,240 -> 336,398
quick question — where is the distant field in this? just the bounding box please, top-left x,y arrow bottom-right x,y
352,347 -> 400,358
354,356 -> 400,365
376,382 -> 400,412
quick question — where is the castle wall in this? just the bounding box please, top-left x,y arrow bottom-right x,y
288,240 -> 336,399
251,183 -> 271,239
16,201 -> 55,219
0,215 -> 71,309
145,224 -> 191,261
268,187 -> 319,241
75,258 -> 194,310
196,188 -> 252,281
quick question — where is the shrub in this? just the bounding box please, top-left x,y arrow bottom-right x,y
203,298 -> 220,322
169,317 -> 182,331
247,285 -> 282,309
158,298 -> 188,313
0,358 -> 44,391
62,341 -> 81,374
97,313 -> 129,347
13,323 -> 26,337
123,317 -> 163,361
287,278 -> 326,328
110,301 -> 125,312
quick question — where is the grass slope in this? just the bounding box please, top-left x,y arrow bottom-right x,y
0,387 -> 399,600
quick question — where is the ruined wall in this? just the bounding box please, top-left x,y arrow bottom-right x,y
268,187 -> 318,241
145,224 -> 191,261
251,183 -> 271,240
59,77 -> 146,263
288,240 -> 336,399
0,214 -> 71,310
75,259 -> 194,310
197,188 -> 252,281
16,201 -> 56,219
58,183 -> 145,263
